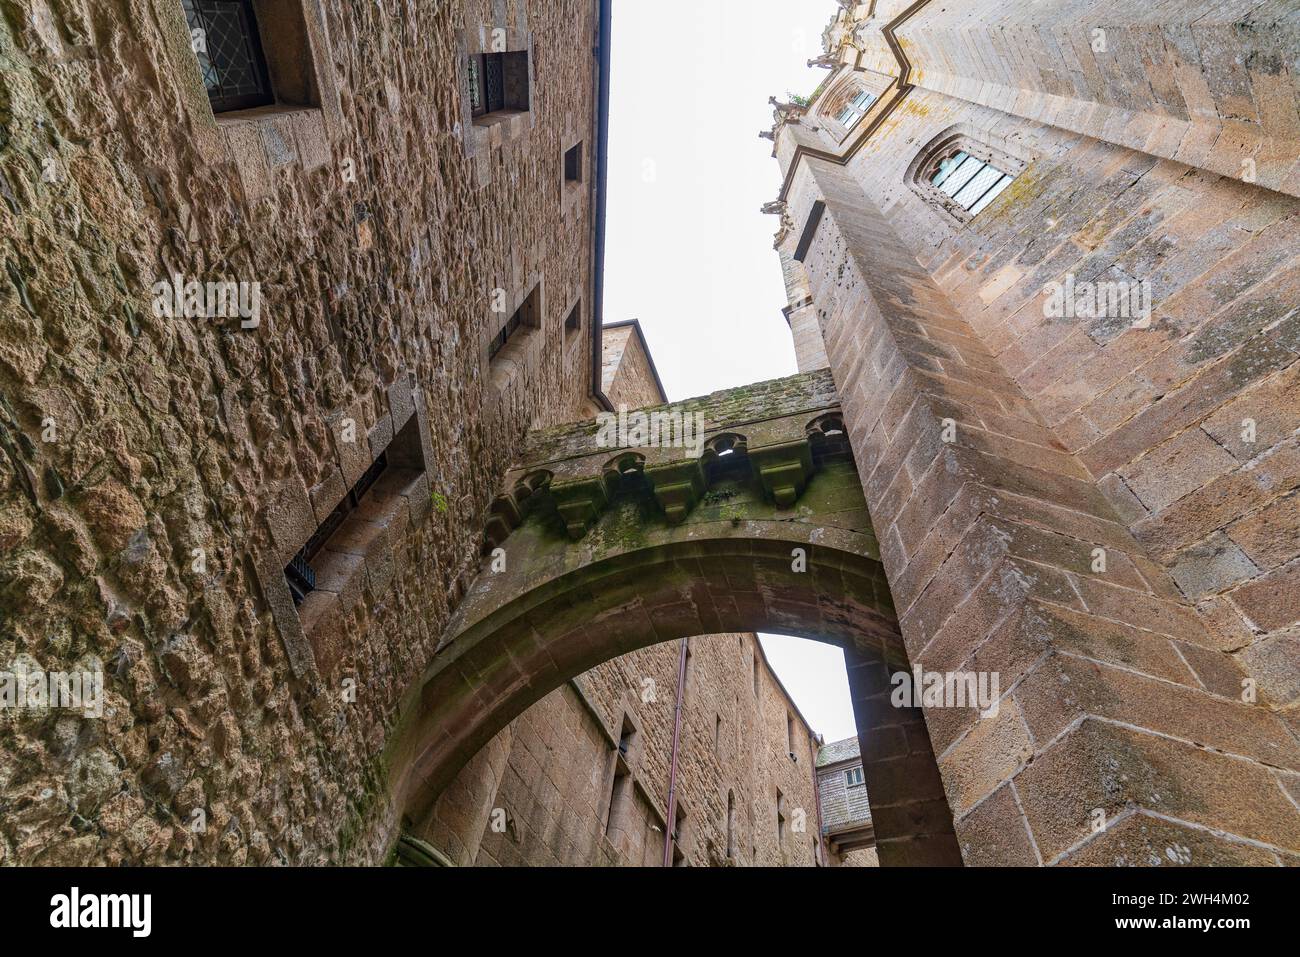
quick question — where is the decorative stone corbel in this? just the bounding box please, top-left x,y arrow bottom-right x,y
749,439 -> 815,508
550,474 -> 615,539
646,459 -> 708,525
483,470 -> 551,550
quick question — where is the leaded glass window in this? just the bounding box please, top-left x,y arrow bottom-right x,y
836,89 -> 875,130
182,0 -> 274,113
930,150 -> 1015,215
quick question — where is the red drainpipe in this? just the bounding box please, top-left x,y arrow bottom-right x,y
663,637 -> 689,867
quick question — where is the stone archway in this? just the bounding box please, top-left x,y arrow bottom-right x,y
384,370 -> 964,866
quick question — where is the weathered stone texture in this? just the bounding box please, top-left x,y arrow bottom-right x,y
423,633 -> 822,866
0,0 -> 601,864
767,0 -> 1300,864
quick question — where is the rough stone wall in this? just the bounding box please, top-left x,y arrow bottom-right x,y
0,0 -> 600,865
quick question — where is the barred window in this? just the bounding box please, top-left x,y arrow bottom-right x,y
285,451 -> 388,605
488,285 -> 541,363
467,51 -> 530,119
182,0 -> 275,113
487,308 -> 522,361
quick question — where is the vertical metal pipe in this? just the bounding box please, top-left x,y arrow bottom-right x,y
663,637 -> 688,866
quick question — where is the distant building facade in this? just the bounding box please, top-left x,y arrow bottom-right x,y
816,736 -> 878,867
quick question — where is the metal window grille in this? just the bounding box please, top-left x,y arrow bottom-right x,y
468,52 -> 508,117
468,51 -> 529,118
284,451 -> 388,606
183,0 -> 275,113
467,54 -> 485,116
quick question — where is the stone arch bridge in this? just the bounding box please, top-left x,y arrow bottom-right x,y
385,369 -> 964,866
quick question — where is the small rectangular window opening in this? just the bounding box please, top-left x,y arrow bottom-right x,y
488,286 -> 540,362
285,450 -> 388,605
468,50 -> 530,119
564,142 -> 583,183
672,802 -> 688,866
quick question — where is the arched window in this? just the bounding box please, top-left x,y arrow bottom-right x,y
927,148 -> 1015,214
821,77 -> 879,137
910,132 -> 1028,223
835,89 -> 875,130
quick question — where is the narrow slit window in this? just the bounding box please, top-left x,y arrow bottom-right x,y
672,803 -> 688,866
726,791 -> 736,859
564,142 -> 583,183
605,717 -> 636,838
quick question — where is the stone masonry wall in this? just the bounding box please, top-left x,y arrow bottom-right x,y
472,633 -> 821,867
795,73 -> 1300,708
767,1 -> 1300,863
424,631 -> 824,866
787,151 -> 1300,864
0,0 -> 601,865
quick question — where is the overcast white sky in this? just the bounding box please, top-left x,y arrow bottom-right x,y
604,0 -> 858,743
605,0 -> 831,398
